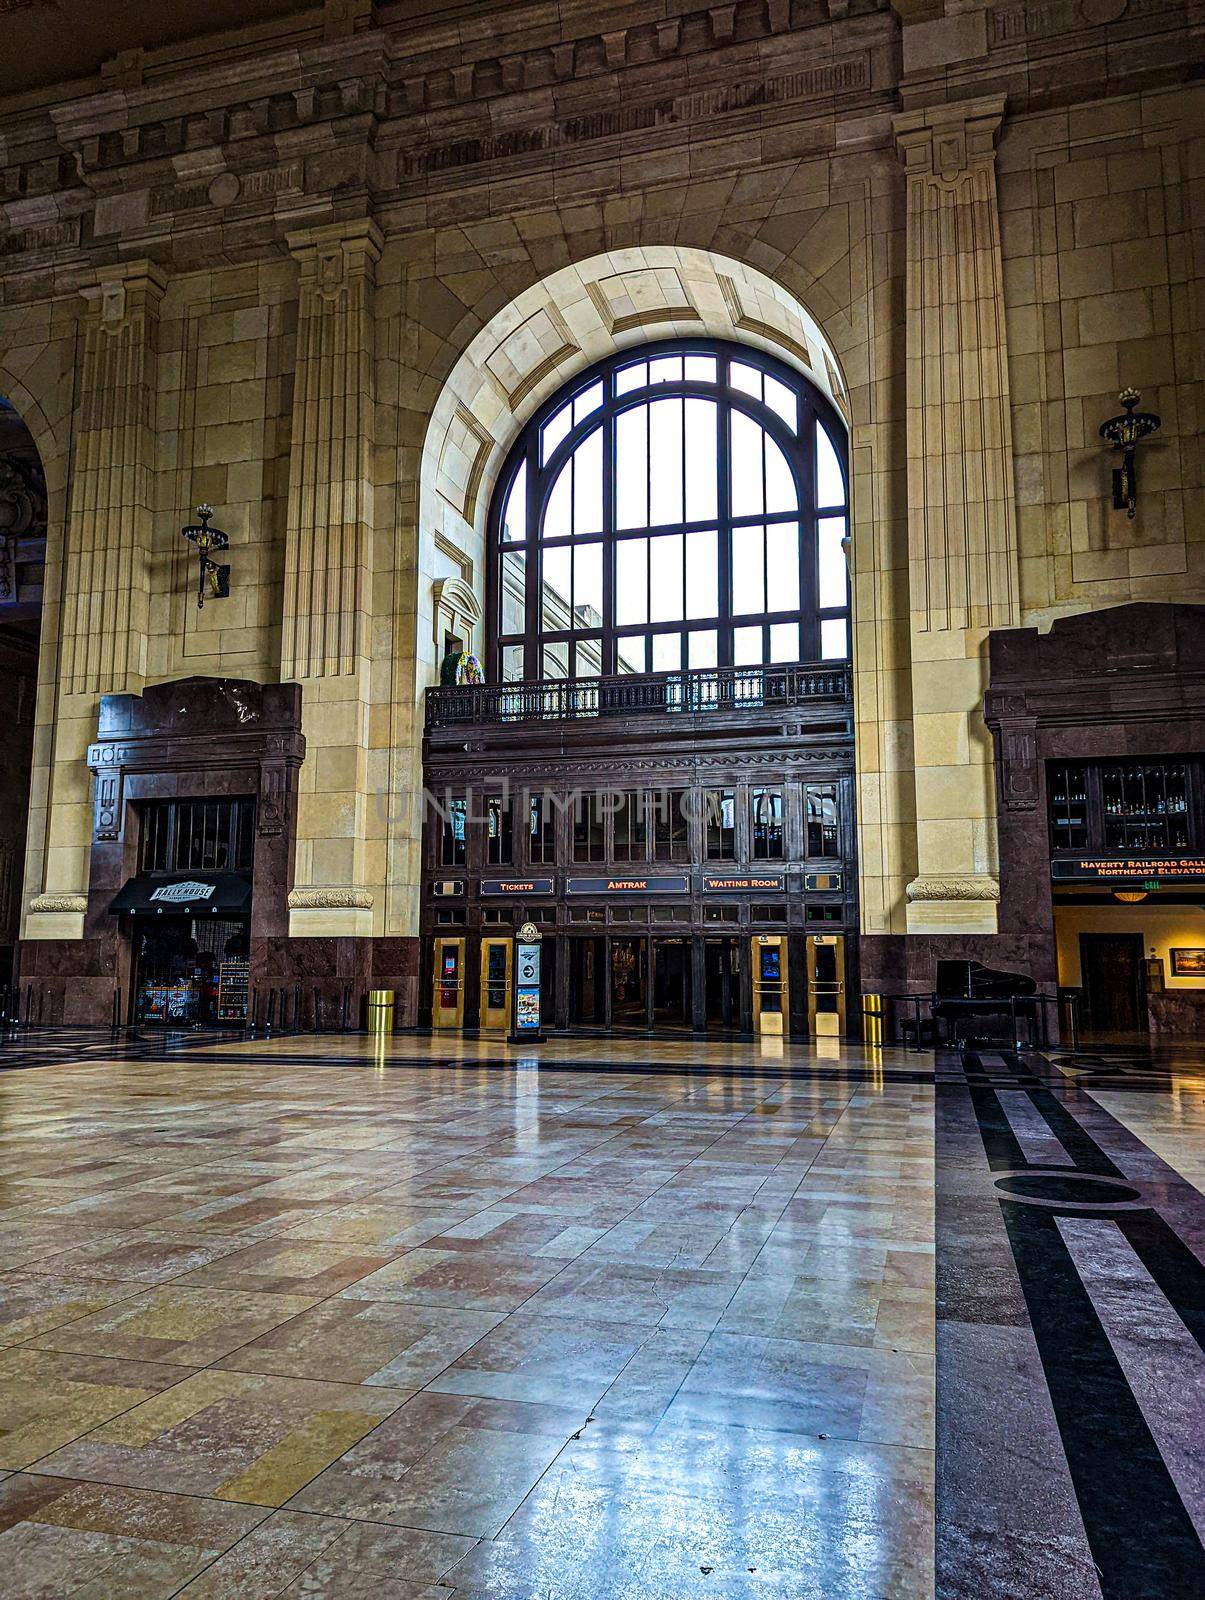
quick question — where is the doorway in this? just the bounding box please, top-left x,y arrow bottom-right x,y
652,938 -> 692,1028
133,916 -> 249,1025
568,936 -> 607,1026
704,936 -> 743,1031
609,937 -> 647,1026
1079,932 -> 1147,1037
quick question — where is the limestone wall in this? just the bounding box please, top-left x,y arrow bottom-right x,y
0,0 -> 1198,966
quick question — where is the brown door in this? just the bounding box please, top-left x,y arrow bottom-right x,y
1079,932 -> 1146,1036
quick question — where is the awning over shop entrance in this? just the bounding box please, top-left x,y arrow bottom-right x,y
110,872 -> 252,915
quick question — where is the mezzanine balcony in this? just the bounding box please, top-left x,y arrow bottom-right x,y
425,660 -> 851,728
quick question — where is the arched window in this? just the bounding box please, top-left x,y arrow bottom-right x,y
490,340 -> 849,682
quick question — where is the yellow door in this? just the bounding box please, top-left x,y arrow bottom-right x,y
751,934 -> 788,1037
806,934 -> 846,1037
432,937 -> 466,1029
479,937 -> 512,1030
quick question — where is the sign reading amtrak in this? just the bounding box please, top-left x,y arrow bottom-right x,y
1051,857 -> 1205,884
149,881 -> 215,904
566,876 -> 690,895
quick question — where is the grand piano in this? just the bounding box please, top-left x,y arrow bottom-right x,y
931,959 -> 1042,1051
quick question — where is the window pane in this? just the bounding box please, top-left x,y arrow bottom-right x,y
649,532 -> 684,622
616,634 -> 646,673
542,546 -> 572,628
764,432 -> 798,515
731,524 -> 764,615
616,361 -> 647,395
573,427 -> 604,536
730,361 -> 762,400
765,522 -> 799,611
544,458 -> 572,539
541,402 -> 572,464
684,398 -> 718,521
615,537 -> 648,625
764,375 -> 798,431
501,550 -> 526,635
652,632 -> 681,671
734,625 -> 762,665
573,380 -> 603,425
574,542 -> 603,623
648,355 -> 683,384
685,528 -> 718,619
501,644 -> 524,681
573,639 -> 602,678
502,461 -> 527,542
821,617 -> 849,660
685,354 -> 717,382
543,644 -> 568,677
730,409 -> 764,517
615,405 -> 648,529
818,516 -> 848,608
649,399 -> 684,526
769,622 -> 798,662
689,629 -> 717,669
817,423 -> 846,507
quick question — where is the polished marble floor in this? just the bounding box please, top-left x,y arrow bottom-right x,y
0,1030 -> 1200,1597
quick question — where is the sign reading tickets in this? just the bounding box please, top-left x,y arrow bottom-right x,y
481,878 -> 554,896
1051,856 -> 1205,885
566,876 -> 690,895
514,920 -> 542,1034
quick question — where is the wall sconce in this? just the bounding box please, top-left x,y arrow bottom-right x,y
180,504 -> 230,610
1113,890 -> 1148,903
1098,388 -> 1160,520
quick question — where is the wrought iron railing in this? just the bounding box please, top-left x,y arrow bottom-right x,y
426,661 -> 851,727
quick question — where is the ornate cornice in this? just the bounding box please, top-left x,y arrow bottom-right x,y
287,886 -> 374,910
906,875 -> 1000,902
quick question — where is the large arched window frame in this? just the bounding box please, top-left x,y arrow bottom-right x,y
488,339 -> 850,682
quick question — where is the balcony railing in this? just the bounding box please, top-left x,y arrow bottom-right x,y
426,661 -> 851,728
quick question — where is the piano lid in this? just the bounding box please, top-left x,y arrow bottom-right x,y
934,959 -> 1038,1000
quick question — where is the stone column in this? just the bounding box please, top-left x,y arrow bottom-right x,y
893,97 -> 1019,933
25,260 -> 165,944
281,218 -> 382,937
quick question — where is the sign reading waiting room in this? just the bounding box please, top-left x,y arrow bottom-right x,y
1051,856 -> 1205,884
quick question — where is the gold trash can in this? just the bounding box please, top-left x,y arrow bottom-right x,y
367,989 -> 395,1036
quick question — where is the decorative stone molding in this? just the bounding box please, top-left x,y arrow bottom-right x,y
432,576 -> 482,652
906,876 -> 1000,903
29,893 -> 87,914
287,886 -> 375,910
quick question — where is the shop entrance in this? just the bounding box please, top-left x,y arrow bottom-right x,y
609,936 -> 647,1026
652,938 -> 692,1028
704,936 -> 744,1031
133,916 -> 249,1026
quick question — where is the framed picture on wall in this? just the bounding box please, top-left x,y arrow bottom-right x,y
1169,948 -> 1205,977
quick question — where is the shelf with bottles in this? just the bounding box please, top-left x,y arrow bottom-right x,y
1048,763 -> 1089,851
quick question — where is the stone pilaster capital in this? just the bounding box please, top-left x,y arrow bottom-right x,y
287,217 -> 383,293
905,875 -> 1001,903
80,258 -> 168,328
892,95 -> 1005,182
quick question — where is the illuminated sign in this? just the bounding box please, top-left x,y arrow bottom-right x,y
703,875 -> 784,893
480,878 -> 554,896
566,876 -> 690,895
1051,857 -> 1205,884
149,881 -> 214,903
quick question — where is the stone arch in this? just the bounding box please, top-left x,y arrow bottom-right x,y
415,246 -> 854,684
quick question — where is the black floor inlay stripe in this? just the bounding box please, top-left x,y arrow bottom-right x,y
937,1045 -> 1205,1600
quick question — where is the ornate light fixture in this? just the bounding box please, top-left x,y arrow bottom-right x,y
180,504 -> 230,610
1113,890 -> 1148,904
1098,388 -> 1160,520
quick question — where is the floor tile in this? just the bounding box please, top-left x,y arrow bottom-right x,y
34,1369 -> 409,1505
0,1348 -> 188,1470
